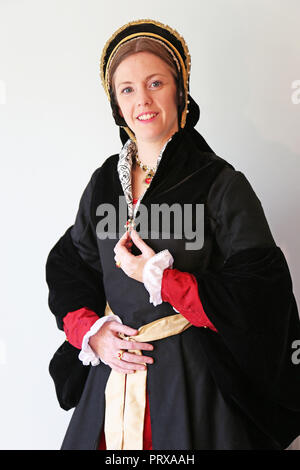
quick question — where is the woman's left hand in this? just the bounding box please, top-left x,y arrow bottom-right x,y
114,229 -> 156,282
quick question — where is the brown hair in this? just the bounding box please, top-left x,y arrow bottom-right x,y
108,37 -> 181,101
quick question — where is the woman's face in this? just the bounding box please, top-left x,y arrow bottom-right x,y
113,51 -> 179,146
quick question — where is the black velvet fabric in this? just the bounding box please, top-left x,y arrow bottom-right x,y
45,95 -> 300,449
49,340 -> 91,411
46,215 -> 106,331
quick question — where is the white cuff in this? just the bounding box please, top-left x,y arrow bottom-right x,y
78,314 -> 123,366
142,249 -> 174,307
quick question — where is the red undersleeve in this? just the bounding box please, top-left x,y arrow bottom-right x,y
161,268 -> 217,332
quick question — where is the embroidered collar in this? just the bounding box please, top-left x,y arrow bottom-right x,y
117,138 -> 171,220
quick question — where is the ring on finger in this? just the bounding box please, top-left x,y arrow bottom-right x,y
117,350 -> 125,360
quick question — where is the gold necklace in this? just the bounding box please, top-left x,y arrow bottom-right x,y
134,154 -> 157,186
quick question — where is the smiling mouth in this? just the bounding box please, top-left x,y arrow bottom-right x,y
137,112 -> 159,122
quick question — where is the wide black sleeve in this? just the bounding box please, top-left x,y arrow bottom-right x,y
45,168 -> 106,330
191,168 -> 300,408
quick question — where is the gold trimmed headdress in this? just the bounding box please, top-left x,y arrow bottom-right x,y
100,19 -> 192,141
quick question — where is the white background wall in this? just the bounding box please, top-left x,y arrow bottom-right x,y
0,0 -> 299,450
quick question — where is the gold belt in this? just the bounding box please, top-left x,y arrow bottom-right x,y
103,302 -> 192,450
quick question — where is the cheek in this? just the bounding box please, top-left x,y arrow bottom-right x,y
173,88 -> 179,108
117,101 -> 132,120
164,91 -> 178,115
165,85 -> 178,106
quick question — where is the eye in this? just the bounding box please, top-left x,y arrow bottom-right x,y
150,80 -> 162,88
121,86 -> 133,94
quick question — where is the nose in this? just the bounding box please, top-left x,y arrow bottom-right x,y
136,85 -> 152,107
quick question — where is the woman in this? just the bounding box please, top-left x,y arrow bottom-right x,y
46,19 -> 300,450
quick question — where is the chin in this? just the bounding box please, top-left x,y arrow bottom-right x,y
135,132 -> 166,144
134,126 -> 174,144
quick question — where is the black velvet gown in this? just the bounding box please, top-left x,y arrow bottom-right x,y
46,96 -> 300,450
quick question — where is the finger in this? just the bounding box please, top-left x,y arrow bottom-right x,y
115,243 -> 134,261
114,245 -> 132,263
118,235 -> 130,248
110,357 -> 147,372
114,368 -> 136,375
109,362 -> 136,374
119,230 -> 131,245
121,351 -> 154,365
115,337 -> 154,351
114,231 -> 128,254
108,322 -> 138,337
130,229 -> 154,255
114,253 -> 125,264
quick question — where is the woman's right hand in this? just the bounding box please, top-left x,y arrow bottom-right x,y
88,321 -> 154,374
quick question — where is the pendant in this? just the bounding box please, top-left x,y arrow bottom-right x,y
124,218 -> 135,231
144,172 -> 154,186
